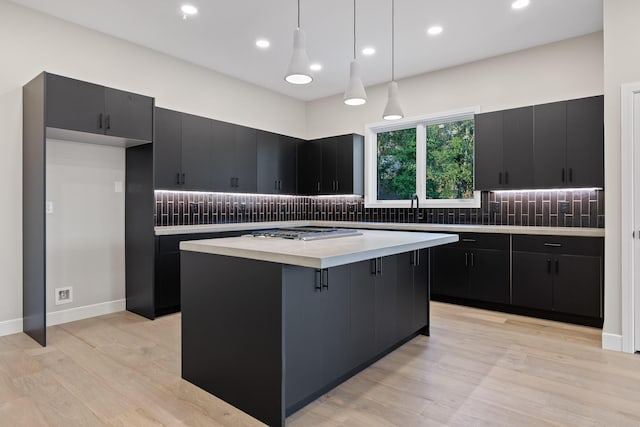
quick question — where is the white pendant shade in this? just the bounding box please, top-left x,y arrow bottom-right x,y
343,61 -> 367,106
285,28 -> 313,85
383,81 -> 404,120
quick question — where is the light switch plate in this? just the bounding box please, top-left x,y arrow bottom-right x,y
45,201 -> 53,214
114,181 -> 123,193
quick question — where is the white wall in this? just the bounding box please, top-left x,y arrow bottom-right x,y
306,32 -> 604,139
602,0 -> 640,345
46,140 -> 125,314
0,0 -> 306,328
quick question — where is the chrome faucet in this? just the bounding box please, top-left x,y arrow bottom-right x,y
410,194 -> 419,223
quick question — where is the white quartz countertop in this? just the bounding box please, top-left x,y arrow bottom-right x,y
180,230 -> 459,269
157,221 -> 604,237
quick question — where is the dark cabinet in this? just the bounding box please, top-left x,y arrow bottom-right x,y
396,249 -> 430,340
533,96 -> 604,188
373,256 -> 398,353
475,107 -> 533,190
257,131 -> 298,194
46,73 -> 152,141
210,121 -> 257,192
297,134 -> 364,195
154,108 -> 212,191
431,234 -> 510,304
512,235 -> 603,319
348,260 -> 377,367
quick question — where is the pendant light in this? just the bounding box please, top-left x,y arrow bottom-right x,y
344,0 -> 367,105
285,0 -> 313,85
383,0 -> 404,120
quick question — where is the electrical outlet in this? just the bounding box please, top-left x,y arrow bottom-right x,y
335,204 -> 342,213
490,202 -> 500,214
315,203 -> 322,212
54,286 -> 73,305
190,202 -> 199,214
240,202 -> 247,213
348,203 -> 356,213
114,181 -> 123,193
559,201 -> 571,214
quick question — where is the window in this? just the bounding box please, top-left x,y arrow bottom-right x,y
365,107 -> 481,208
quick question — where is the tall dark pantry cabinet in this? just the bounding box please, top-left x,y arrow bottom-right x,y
22,72 -> 154,346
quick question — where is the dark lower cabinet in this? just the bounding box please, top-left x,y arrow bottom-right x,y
436,233 -> 604,327
348,260 -> 377,367
373,256 -> 399,353
431,234 -> 510,304
512,235 -> 603,320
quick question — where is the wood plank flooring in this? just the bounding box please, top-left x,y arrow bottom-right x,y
1,303 -> 639,426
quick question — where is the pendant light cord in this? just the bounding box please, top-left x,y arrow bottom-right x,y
391,0 -> 395,81
353,0 -> 357,60
297,0 -> 301,28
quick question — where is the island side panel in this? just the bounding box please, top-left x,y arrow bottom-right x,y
181,252 -> 285,427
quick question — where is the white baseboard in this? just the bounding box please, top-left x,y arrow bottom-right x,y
602,332 -> 623,352
0,317 -> 23,337
47,299 -> 126,327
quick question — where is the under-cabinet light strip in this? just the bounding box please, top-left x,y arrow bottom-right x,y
492,188 -> 602,193
154,190 -> 363,199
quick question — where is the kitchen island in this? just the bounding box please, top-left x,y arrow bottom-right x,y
180,229 -> 458,427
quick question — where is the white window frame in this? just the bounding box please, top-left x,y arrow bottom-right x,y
364,106 -> 481,209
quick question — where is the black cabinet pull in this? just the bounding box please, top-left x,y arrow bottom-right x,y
181,173 -> 185,185
544,243 -> 562,247
336,180 -> 339,192
317,181 -> 321,192
498,172 -> 502,185
505,171 -> 509,185
555,259 -> 559,274
569,168 -> 573,183
105,114 -> 111,130
315,269 -> 322,291
98,113 -> 104,129
470,252 -> 475,267
561,168 -> 566,183
376,258 -> 382,275
416,250 -> 420,266
370,259 -> 377,275
176,173 -> 181,185
410,251 -> 416,266
322,269 -> 329,290
464,252 -> 469,267
275,180 -> 278,190
462,238 -> 476,243
547,259 -> 551,274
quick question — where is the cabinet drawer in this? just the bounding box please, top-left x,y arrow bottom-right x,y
445,233 -> 509,250
512,235 -> 603,256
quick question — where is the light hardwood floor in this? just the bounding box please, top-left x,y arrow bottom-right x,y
1,303 -> 639,426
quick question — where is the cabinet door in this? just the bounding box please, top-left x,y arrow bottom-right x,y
210,121 -> 235,191
104,87 -> 153,141
153,108 -> 182,190
321,139 -> 338,193
155,252 -> 180,313
534,101 -> 567,188
181,113 -> 212,190
553,254 -> 601,318
256,131 -> 280,194
502,106 -> 534,189
374,256 -> 398,353
297,141 -> 323,194
45,74 -> 105,134
284,267 -> 324,408
431,247 -> 469,298
413,249 -> 430,332
349,260 -> 376,367
335,135 -> 355,194
395,252 -> 415,340
233,126 -> 257,193
512,252 -> 553,311
566,96 -> 604,188
321,265 -> 351,384
468,249 -> 510,304
278,136 -> 298,194
474,111 -> 504,190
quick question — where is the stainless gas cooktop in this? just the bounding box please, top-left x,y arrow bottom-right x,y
247,227 -> 362,241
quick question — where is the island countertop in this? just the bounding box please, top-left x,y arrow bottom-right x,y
179,229 -> 458,269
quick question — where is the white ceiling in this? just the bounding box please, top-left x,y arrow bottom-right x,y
10,0 -> 603,101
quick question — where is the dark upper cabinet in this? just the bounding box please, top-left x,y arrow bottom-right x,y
45,73 -> 152,141
154,108 -> 182,190
475,107 -> 533,190
297,140 -> 323,195
210,120 -> 235,191
534,96 -> 604,188
298,134 -> 364,195
257,131 -> 298,194
232,125 -> 257,193
512,235 -> 603,319
154,108 -> 212,191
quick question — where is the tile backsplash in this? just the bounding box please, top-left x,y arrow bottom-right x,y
155,189 -> 604,228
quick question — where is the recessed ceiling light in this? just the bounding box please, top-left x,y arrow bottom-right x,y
427,26 -> 443,36
362,47 -> 376,56
180,4 -> 198,19
511,0 -> 530,10
255,39 -> 270,49
309,63 -> 322,71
